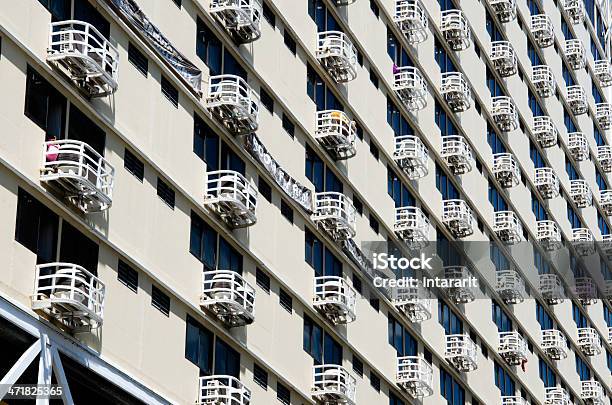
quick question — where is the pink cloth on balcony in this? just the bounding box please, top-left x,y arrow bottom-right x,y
46,143 -> 60,162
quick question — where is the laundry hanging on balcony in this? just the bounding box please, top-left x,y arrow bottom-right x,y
106,0 -> 202,95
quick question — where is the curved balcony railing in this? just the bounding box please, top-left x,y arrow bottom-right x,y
496,270 -> 525,304
394,206 -> 430,246
563,0 -> 584,23
441,72 -> 471,112
443,266 -> 476,304
492,96 -> 518,132
568,132 -> 589,161
493,153 -> 520,188
396,356 -> 433,398
210,0 -> 262,43
533,116 -> 558,148
573,228 -> 595,257
577,328 -> 602,356
199,375 -> 251,405
393,66 -> 428,111
441,10 -> 471,51
393,283 -> 432,323
47,20 -> 119,97
541,329 -> 568,360
489,0 -> 517,22
567,85 -> 587,115
537,221 -> 562,252
444,334 -> 478,372
597,145 -> 612,172
33,262 -> 105,330
201,270 -> 255,327
204,170 -> 258,228
394,135 -> 429,179
394,0 -> 428,44
494,211 -> 522,244
316,31 -> 357,83
565,39 -> 585,70
570,180 -> 593,208
313,276 -> 357,324
501,397 -> 528,405
315,110 -> 357,160
442,199 -> 475,238
41,140 -> 114,213
441,135 -> 473,175
581,381 -> 605,405
574,276 -> 597,303
544,387 -> 571,405
312,365 -> 356,405
534,168 -> 559,199
531,15 -> 554,48
596,103 -> 612,130
312,192 -> 356,240
498,331 -> 528,365
594,59 -> 612,87
532,65 -> 555,97
600,189 -> 612,215
206,75 -> 259,134
490,41 -> 516,77
539,274 -> 565,304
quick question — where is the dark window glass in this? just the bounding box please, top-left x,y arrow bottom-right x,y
118,259 -> 138,292
128,43 -> 148,76
190,211 -> 217,269
157,177 -> 175,209
279,288 -> 292,313
218,237 -> 243,274
161,76 -> 179,107
15,188 -> 58,263
124,149 -> 144,181
194,114 -> 219,171
282,113 -> 295,137
280,200 -> 293,223
284,30 -> 297,55
59,222 -> 99,273
352,196 -> 363,215
369,214 -> 379,233
262,1 -> 275,27
260,88 -> 274,112
196,19 -> 222,76
214,338 -> 240,377
74,0 -> 110,37
277,382 -> 290,404
303,316 -> 323,363
370,371 -> 380,392
151,285 -> 170,316
171,0 -> 181,7
185,315 -> 213,374
38,0 -> 70,20
352,355 -> 363,377
256,268 -> 270,293
25,66 -> 66,138
253,363 -> 268,389
68,105 -> 105,155
258,177 -> 272,202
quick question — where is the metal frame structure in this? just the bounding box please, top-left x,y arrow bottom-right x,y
568,132 -> 589,161
396,356 -> 433,399
539,273 -> 565,304
536,221 -> 563,251
493,211 -> 522,244
532,65 -> 556,97
570,180 -> 593,208
444,334 -> 478,372
493,153 -> 520,188
565,39 -> 586,70
393,283 -> 432,323
441,135 -> 473,175
490,41 -> 517,77
580,380 -> 606,405
316,31 -> 358,83
209,0 -> 263,43
441,72 -> 471,112
535,168 -> 560,199
313,276 -> 357,325
567,85 -> 588,114
488,0 -> 517,22
314,110 -> 357,160
199,375 -> 251,405
440,10 -> 471,51
577,327 -> 602,356
597,145 -> 612,172
200,270 -> 256,327
394,0 -> 429,44
532,116 -> 559,148
544,387 -> 571,405
443,266 -> 476,304
311,364 -> 356,405
204,170 -> 258,228
491,96 -> 519,132
393,135 -> 429,179
498,331 -> 528,366
495,270 -> 525,304
531,14 -> 554,48
312,192 -> 357,241
206,75 -> 260,134
393,66 -> 428,111
394,206 -> 431,247
442,199 -> 475,238
541,329 -> 568,360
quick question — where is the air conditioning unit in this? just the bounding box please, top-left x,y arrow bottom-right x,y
532,116 -> 558,148
536,221 -> 562,252
490,41 -> 517,77
394,0 -> 429,44
393,66 -> 428,111
206,75 -> 260,134
204,170 -> 258,228
396,356 -> 434,398
315,110 -> 357,160
569,180 -> 593,208
541,329 -> 568,360
311,364 -> 356,405
564,39 -> 586,70
313,276 -> 357,325
316,31 -> 358,83
440,10 -> 471,51
492,96 -> 519,132
493,153 -> 520,188
531,14 -> 554,48
441,136 -> 473,174
567,85 -> 588,115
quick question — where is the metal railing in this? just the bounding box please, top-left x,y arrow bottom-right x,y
312,364 -> 356,405
577,327 -> 602,356
396,356 -> 433,398
490,41 -> 517,77
567,85 -> 588,114
531,15 -> 554,48
394,0 -> 429,44
441,10 -> 471,51
441,72 -> 471,112
204,170 -> 258,228
501,397 -> 528,405
393,66 -> 428,111
313,276 -> 357,324
315,110 -> 357,160
444,334 -> 478,372
394,206 -> 431,245
532,65 -> 556,97
488,0 -> 517,22
541,329 -> 568,360
544,387 -> 571,405
596,103 -> 612,130
206,75 -> 259,134
443,266 -> 476,303
534,168 -> 560,199
539,274 -> 565,304
574,276 -> 597,303
594,59 -> 612,87
312,192 -> 357,240
198,376 -> 251,405
492,96 -> 518,132
563,0 -> 585,23
496,270 -> 525,304
597,145 -> 612,172
209,0 -> 262,43
442,199 -> 475,238
494,211 -> 522,244
570,180 -> 593,208
316,31 -> 357,83
537,221 -> 563,252
600,189 -> 612,215
568,132 -> 589,161
394,282 -> 432,322
581,380 -> 605,405
201,270 -> 255,327
394,135 -> 429,179
498,331 -> 528,365
565,39 -> 586,70
441,135 -> 473,174
493,153 -> 520,188
533,116 -> 558,148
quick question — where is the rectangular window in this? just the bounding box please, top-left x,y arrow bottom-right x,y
284,30 -> 297,55
156,177 -> 175,209
303,316 -> 323,363
494,361 -> 515,396
258,176 -> 272,202
369,69 -> 379,88
194,114 -> 220,171
492,300 -> 512,332
256,268 -> 270,293
279,288 -> 293,313
440,367 -> 465,405
151,285 -> 170,316
124,149 -> 144,181
161,76 -> 179,107
15,188 -> 59,262
370,0 -> 379,17
171,0 -> 181,7
305,146 -> 324,192
277,382 -> 290,405
185,315 -> 213,374
196,19 -> 222,76
128,43 -> 148,76
118,259 -> 138,292
305,229 -> 323,274
353,355 -> 364,377
253,363 -> 268,389
369,214 -> 379,233
280,200 -> 293,223
25,66 -> 66,137
260,88 -> 274,112
262,1 -> 275,27
538,356 -> 557,387
190,211 -> 217,269
370,371 -> 380,392
438,301 -> 463,334
353,196 -> 363,215
37,0 -> 70,20
282,113 -> 295,137
369,141 -> 379,160
352,274 -> 362,294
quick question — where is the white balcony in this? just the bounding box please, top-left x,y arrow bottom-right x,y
316,31 -> 357,83
394,207 -> 430,246
393,66 -> 428,111
600,189 -> 612,215
532,65 -> 556,97
596,103 -> 612,130
313,276 -> 357,325
32,262 -> 105,331
502,397 -> 528,405
394,135 -> 429,179
494,211 -> 522,245
206,75 -> 259,134
444,334 -> 478,372
570,180 -> 593,208
575,276 -> 597,303
563,0 -> 585,23
597,145 -> 612,172
567,85 -> 588,115
312,192 -> 356,241
204,170 -> 258,228
537,221 -> 563,252
573,228 -> 595,256
496,270 -> 525,304
498,331 -> 528,365
441,72 -> 471,112
539,274 -> 565,304
544,387 -> 571,405
531,15 -> 554,48
396,356 -> 433,398
577,328 -> 602,356
315,110 -> 357,160
47,20 -> 118,97
312,365 -> 356,405
533,116 -> 558,148
443,266 -> 476,304
490,41 -> 517,77
441,10 -> 471,51
41,140 -> 114,213
201,270 -> 255,327
441,136 -> 473,175
581,380 -> 605,405
492,96 -> 519,132
541,329 -> 568,360
489,0 -> 517,22
210,0 -> 262,43
535,168 -> 560,199
565,39 -> 586,70
394,0 -> 429,44
442,199 -> 475,238
594,59 -> 612,87
493,153 -> 520,188
199,376 -> 251,405
568,132 -> 589,161
394,283 -> 432,322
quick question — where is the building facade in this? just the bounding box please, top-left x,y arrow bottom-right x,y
0,0 -> 611,404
